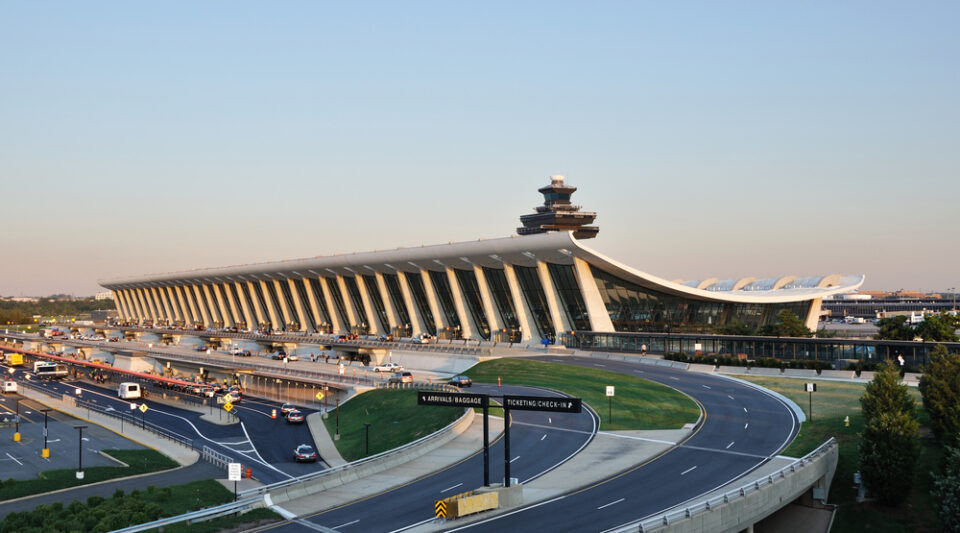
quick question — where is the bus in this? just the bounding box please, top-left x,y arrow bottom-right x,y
34,362 -> 68,380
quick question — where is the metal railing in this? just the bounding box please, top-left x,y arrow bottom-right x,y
609,437 -> 838,532
107,496 -> 262,533
201,445 -> 235,470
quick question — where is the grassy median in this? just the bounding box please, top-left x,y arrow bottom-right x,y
465,358 -> 700,431
738,376 -> 939,532
323,389 -> 464,462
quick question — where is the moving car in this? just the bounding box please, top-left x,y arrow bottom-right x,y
280,403 -> 297,415
286,409 -> 305,423
448,375 -> 473,387
372,362 -> 403,373
388,371 -> 414,384
293,444 -> 317,462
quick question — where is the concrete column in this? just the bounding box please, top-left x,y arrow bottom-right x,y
286,278 -> 310,332
397,272 -> 423,336
203,284 -> 224,326
155,287 -> 174,324
503,265 -> 535,342
419,270 -> 447,332
221,283 -> 241,326
805,298 -> 823,331
318,277 -> 343,333
572,257 -> 614,332
151,287 -> 170,323
177,285 -> 198,324
474,266 -> 501,332
143,287 -> 162,322
301,277 -> 324,332
354,275 -> 382,335
190,284 -> 212,326
445,267 -> 474,340
234,282 -> 256,328
123,290 -> 141,322
244,281 -> 267,327
112,290 -> 128,321
258,280 -> 282,330
374,273 -> 398,330
212,283 -> 234,327
164,286 -> 183,323
134,288 -> 154,323
335,276 -> 359,329
271,279 -> 294,328
537,261 -> 570,335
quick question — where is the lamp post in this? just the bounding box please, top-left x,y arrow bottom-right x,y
364,422 -> 371,457
41,408 -> 51,458
13,398 -> 21,442
664,324 -> 671,356
75,425 -> 88,479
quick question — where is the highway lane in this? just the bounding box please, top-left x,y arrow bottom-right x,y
448,356 -> 799,532
265,384 -> 598,533
1,364 -> 326,484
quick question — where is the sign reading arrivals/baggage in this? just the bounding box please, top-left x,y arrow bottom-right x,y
417,391 -> 486,408
502,395 -> 582,413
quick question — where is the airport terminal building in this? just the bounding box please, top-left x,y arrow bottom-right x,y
100,176 -> 863,344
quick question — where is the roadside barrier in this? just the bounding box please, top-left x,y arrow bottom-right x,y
435,490 -> 499,519
107,496 -> 262,533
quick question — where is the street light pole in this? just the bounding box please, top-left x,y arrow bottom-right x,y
364,422 -> 371,457
13,399 -> 21,442
41,408 -> 51,458
75,425 -> 88,479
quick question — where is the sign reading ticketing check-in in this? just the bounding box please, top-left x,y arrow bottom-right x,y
417,391 -> 486,408
502,395 -> 582,413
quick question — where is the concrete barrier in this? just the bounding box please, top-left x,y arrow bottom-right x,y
612,438 -> 839,533
782,369 -> 819,379
745,367 -> 783,377
265,407 -> 476,504
820,370 -> 855,380
687,364 -> 716,374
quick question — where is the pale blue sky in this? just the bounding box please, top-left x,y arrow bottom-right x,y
2,2 -> 958,296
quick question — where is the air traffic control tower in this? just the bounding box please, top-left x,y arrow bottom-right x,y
517,175 -> 599,239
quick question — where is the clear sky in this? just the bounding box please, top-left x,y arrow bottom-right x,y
1,2 -> 958,297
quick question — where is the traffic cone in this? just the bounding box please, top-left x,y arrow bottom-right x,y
271,409 -> 277,419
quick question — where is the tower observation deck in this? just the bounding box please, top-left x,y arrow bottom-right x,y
517,175 -> 599,239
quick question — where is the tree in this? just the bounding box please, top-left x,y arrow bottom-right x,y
858,360 -> 920,505
916,314 -> 960,342
874,315 -> 915,340
919,344 -> 960,444
933,445 -> 960,533
715,319 -> 755,336
758,309 -> 813,337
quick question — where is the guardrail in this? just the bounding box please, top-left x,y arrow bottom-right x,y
609,437 -> 838,533
107,496 -> 262,533
238,398 -> 469,499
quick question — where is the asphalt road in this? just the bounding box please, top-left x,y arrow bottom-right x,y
265,383 -> 599,533
445,355 -> 799,532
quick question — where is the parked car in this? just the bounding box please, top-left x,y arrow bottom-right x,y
388,371 -> 414,384
293,444 -> 317,462
286,409 -> 305,424
448,375 -> 473,387
377,334 -> 394,342
372,362 -> 403,373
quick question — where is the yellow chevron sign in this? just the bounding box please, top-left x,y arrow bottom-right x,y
435,499 -> 448,518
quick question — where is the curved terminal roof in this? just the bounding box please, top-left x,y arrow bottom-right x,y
101,232 -> 864,304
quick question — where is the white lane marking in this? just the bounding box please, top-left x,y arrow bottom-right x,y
334,520 -> 360,529
548,417 -> 552,424
597,497 -> 625,510
6,453 -> 22,466
701,385 -> 711,389
540,434 -> 547,441
726,441 -> 735,449
510,456 -> 520,463
728,395 -> 735,400
291,518 -> 336,532
593,363 -> 606,367
744,423 -> 749,429
239,421 -> 295,479
744,407 -> 748,413
47,439 -> 61,443
441,483 -> 463,493
681,465 -> 697,476
669,377 -> 679,381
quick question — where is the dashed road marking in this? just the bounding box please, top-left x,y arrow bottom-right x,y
669,377 -> 679,381
5,453 -> 22,466
681,465 -> 697,476
728,395 -> 735,400
726,441 -> 735,449
744,407 -> 748,413
701,385 -> 711,389
744,423 -> 749,429
334,520 -> 359,529
441,483 -> 463,493
541,434 -> 547,441
510,456 -> 520,463
597,498 -> 625,510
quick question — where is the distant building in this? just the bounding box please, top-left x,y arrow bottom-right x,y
94,291 -> 115,301
101,175 -> 863,342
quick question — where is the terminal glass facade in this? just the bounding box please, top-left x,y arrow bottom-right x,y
514,266 -> 555,339
404,272 -> 437,335
292,279 -> 316,331
454,269 -> 491,340
343,277 -> 368,329
383,274 -> 411,328
362,275 -> 389,333
251,283 -> 270,327
278,281 -> 298,329
483,267 -> 520,331
326,278 -> 351,331
590,267 -> 810,333
307,279 -> 332,326
547,263 -> 590,331
429,270 -> 461,331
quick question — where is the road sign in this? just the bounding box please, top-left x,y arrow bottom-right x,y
606,386 -> 615,397
224,402 -> 234,412
502,395 -> 582,413
315,392 -> 325,401
139,403 -> 148,413
223,393 -> 235,403
435,499 -> 448,518
804,383 -> 817,392
228,462 -> 242,481
417,390 -> 486,408
129,403 -> 137,410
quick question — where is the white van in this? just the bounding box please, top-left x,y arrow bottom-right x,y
118,382 -> 142,399
1,380 -> 17,393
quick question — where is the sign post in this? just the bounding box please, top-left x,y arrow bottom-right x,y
500,394 -> 582,487
418,391 -> 489,486
606,386 -> 615,425
228,462 -> 242,501
804,383 -> 817,421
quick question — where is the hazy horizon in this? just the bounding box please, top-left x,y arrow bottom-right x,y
2,3 -> 958,296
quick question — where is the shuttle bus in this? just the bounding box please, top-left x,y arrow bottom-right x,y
33,362 -> 68,379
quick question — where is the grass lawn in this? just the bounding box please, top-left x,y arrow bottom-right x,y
0,449 -> 178,501
465,358 -> 700,431
0,479 -> 280,533
739,376 -> 942,532
323,389 -> 464,462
